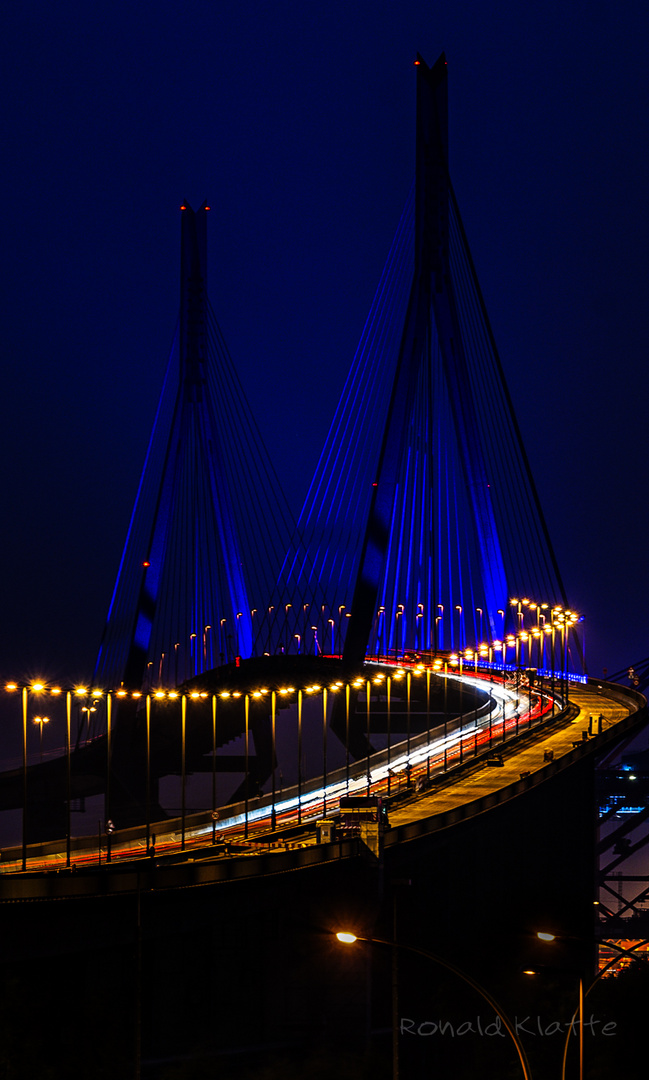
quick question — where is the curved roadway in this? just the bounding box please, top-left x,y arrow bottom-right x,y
0,673 -> 644,899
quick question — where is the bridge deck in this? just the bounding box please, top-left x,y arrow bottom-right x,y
385,681 -> 641,845
0,680 -> 644,901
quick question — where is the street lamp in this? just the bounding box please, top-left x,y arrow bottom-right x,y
33,715 -> 49,761
436,604 -> 444,652
376,606 -> 385,660
531,927 -> 636,1080
533,929 -> 587,1080
81,705 -> 96,745
335,931 -> 532,1080
236,612 -> 243,657
338,606 -> 346,656
395,607 -> 404,659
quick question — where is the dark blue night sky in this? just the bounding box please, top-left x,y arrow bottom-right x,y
1,0 -> 648,685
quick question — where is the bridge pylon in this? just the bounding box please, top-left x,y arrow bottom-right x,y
267,54 -> 569,666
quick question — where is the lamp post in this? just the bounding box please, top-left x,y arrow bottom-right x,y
211,694 -> 217,843
302,604 -> 308,649
145,694 -> 151,855
244,693 -> 250,838
105,692 -> 113,861
406,670 -> 411,762
345,683 -> 351,791
532,930 -> 587,1080
22,687 -> 28,870
530,928 -> 643,1080
33,715 -> 49,761
556,941 -> 648,1080
322,687 -> 328,815
395,611 -> 402,660
425,665 -> 431,779
219,618 -> 227,666
377,606 -> 385,660
181,694 -> 187,850
335,931 -> 533,1080
386,675 -> 392,794
297,689 -> 303,823
366,679 -> 372,791
271,690 -> 277,829
458,653 -> 464,763
81,704 -> 96,745
203,624 -> 212,670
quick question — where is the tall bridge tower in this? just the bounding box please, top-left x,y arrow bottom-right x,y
264,54 -> 568,667
93,55 -> 572,690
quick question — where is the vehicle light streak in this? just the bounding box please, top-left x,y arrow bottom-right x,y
0,671 -> 553,873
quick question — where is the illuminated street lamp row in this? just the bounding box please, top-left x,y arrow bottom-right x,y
3,614 -> 580,703
3,663 -> 435,699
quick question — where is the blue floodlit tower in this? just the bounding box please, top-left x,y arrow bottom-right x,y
94,204 -> 290,690
268,53 -> 567,666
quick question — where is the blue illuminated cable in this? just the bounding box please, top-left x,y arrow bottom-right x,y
415,394 -> 429,641
451,231 -> 527,602
289,222 -> 410,613
289,191 -> 414,605
206,310 -> 294,545
97,356 -> 183,686
205,316 -> 295,618
297,187 -> 414,536
296,217 -> 411,601
443,411 -> 455,649
195,407 -> 231,664
403,413 -> 423,645
201,375 -> 263,609
450,183 -> 567,606
94,333 -> 179,683
449,206 -> 541,608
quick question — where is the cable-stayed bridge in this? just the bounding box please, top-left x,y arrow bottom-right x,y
0,54 -> 643,896
2,57 -> 648,1080
87,55 -> 573,699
